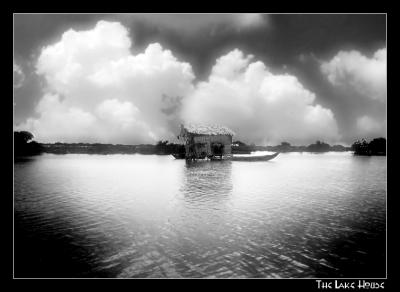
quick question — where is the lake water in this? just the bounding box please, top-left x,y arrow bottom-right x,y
14,152 -> 386,278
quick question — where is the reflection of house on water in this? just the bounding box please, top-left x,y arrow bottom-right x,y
180,160 -> 233,205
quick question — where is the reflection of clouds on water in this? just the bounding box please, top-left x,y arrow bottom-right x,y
181,160 -> 233,206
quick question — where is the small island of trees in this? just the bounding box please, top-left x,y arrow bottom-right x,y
351,138 -> 386,156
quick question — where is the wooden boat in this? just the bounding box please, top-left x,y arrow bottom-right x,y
172,153 -> 186,159
231,152 -> 279,162
173,152 -> 279,161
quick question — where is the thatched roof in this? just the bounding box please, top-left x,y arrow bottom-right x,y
181,123 -> 235,136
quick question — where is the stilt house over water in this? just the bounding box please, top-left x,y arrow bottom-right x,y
178,124 -> 235,160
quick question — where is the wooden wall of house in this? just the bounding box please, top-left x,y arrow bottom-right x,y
192,135 -> 232,156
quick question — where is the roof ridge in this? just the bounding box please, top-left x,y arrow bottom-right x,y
181,123 -> 235,136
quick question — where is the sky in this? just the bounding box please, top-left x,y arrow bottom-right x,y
13,14 -> 387,145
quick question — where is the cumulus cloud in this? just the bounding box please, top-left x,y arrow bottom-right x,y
17,20 -> 340,145
18,20 -> 195,144
181,49 -> 340,145
321,48 -> 387,102
13,62 -> 25,88
18,94 -> 157,144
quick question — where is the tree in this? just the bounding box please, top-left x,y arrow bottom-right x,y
155,140 -> 184,155
352,140 -> 369,155
352,137 -> 386,156
307,140 -> 330,152
14,131 -> 43,157
369,138 -> 386,155
14,131 -> 34,144
233,140 -> 247,146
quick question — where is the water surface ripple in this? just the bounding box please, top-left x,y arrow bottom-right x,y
14,153 -> 386,278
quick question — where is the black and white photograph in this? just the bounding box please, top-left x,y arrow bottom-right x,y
13,13 -> 387,280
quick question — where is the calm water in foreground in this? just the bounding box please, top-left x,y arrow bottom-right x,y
14,152 -> 386,278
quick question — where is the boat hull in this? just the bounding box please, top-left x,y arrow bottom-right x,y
173,152 -> 279,161
172,153 -> 186,159
231,152 -> 279,161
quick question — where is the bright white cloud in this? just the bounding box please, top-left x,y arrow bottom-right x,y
17,94 -> 157,144
19,21 -> 195,144
182,49 -> 340,145
321,48 -> 387,102
18,21 -> 341,145
18,94 -> 97,143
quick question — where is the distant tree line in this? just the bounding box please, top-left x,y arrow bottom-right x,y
42,142 -> 157,155
351,138 -> 386,156
37,139 -> 185,155
233,140 -> 351,153
232,141 -> 253,154
155,140 -> 185,155
14,131 -> 385,156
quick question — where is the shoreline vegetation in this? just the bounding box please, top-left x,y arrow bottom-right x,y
14,131 -> 386,157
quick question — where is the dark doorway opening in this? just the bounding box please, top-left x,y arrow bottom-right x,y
212,143 -> 224,157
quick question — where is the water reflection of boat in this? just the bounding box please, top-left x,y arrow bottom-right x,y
231,152 -> 279,162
